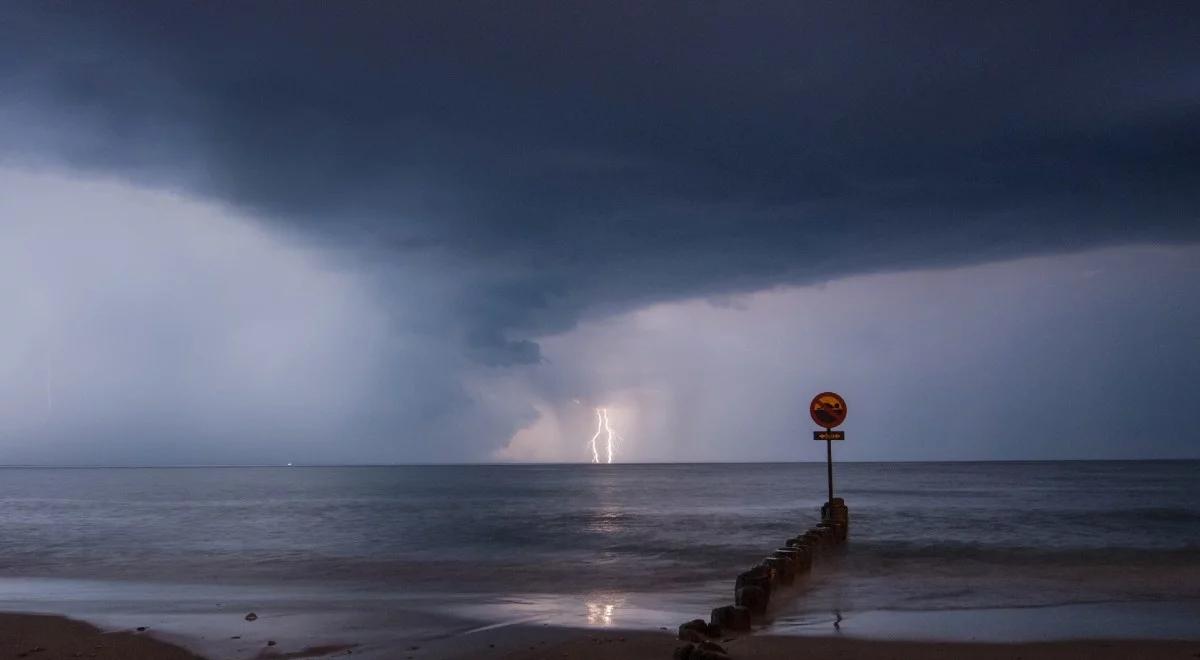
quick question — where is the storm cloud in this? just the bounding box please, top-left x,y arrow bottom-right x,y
0,2 -> 1197,462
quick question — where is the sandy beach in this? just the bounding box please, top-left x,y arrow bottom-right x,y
3,612 -> 1199,660
494,630 -> 1200,660
525,631 -> 1200,660
0,613 -> 203,660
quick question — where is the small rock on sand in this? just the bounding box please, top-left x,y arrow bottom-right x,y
244,612 -> 258,621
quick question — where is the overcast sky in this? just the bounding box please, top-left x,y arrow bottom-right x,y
1,2 -> 1197,464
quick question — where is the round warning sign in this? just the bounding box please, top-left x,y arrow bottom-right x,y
810,392 -> 847,429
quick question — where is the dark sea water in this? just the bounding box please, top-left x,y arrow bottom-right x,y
1,461 -> 1198,647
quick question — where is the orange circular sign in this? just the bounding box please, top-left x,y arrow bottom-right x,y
810,392 -> 847,429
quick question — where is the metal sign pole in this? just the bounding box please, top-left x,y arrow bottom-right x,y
826,426 -> 833,503
810,391 -> 845,506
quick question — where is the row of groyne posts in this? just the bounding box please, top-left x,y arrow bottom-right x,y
677,498 -> 849,639
675,392 -> 851,660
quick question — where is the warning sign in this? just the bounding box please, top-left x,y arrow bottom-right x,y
809,392 -> 848,429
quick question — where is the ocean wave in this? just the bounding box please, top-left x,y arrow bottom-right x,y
844,539 -> 1200,566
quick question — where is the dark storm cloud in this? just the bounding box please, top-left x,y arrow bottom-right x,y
2,1 -> 1198,362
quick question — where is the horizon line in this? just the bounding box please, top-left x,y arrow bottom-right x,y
0,457 -> 1197,469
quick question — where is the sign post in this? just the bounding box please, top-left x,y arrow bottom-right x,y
826,426 -> 833,502
809,392 -> 847,503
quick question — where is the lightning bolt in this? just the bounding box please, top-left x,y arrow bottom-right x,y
589,409 -> 603,464
588,407 -> 624,464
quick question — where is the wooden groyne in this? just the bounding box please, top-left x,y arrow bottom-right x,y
674,498 -> 850,658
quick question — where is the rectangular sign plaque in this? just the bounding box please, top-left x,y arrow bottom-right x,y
813,430 -> 845,441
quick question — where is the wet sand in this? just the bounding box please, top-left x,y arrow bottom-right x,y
0,612 -> 204,660
3,612 -> 1198,660
491,630 -> 1200,660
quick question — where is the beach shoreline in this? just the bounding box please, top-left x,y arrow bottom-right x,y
0,612 -> 204,660
3,611 -> 1199,660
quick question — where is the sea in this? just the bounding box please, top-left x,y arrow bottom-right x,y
1,461 -> 1198,654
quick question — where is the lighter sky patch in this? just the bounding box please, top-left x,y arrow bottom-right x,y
0,167 -> 393,464
501,245 -> 1200,462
